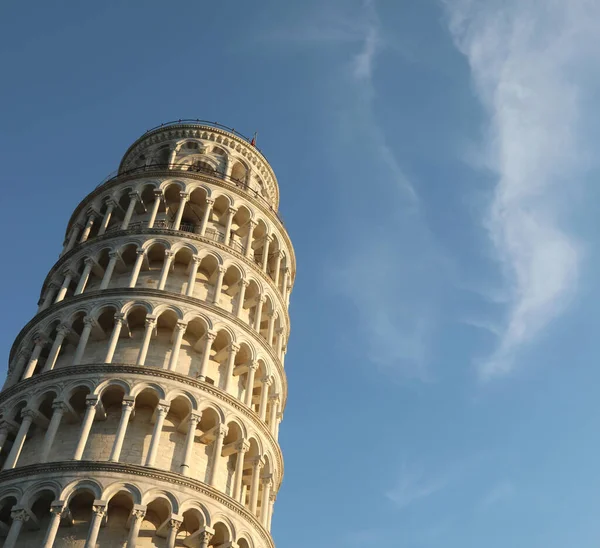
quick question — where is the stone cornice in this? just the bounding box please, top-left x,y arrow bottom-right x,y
0,364 -> 284,486
8,289 -> 288,405
0,461 -> 275,548
64,170 -> 296,277
40,227 -> 291,330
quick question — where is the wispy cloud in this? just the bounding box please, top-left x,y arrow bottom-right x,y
480,480 -> 516,508
445,0 -> 600,379
386,462 -> 449,509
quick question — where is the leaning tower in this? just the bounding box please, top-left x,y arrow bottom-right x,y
0,120 -> 293,547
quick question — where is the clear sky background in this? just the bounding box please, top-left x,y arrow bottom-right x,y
2,1 -> 600,546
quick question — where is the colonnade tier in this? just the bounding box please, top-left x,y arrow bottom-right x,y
60,172 -> 295,286
0,463 -> 275,548
1,121 -> 294,547
0,365 -> 282,492
36,231 -> 291,344
7,291 -> 287,406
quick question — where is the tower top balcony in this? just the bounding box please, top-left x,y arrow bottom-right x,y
118,120 -> 280,209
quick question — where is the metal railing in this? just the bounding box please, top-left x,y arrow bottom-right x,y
120,219 -> 247,256
94,162 -> 283,224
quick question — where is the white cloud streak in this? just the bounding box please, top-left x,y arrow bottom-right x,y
386,463 -> 448,509
446,0 -> 600,379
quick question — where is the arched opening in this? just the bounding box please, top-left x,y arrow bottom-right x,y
205,329 -> 231,387
230,206 -> 252,254
84,384 -> 125,461
166,248 -> 194,295
222,422 -> 244,496
191,255 -> 218,302
164,395 -> 193,474
124,387 -> 162,467
243,281 -> 261,328
17,489 -> 56,545
178,318 -> 208,378
138,496 -> 172,545
211,196 -> 231,242
0,495 -> 17,539
55,488 -> 96,544
197,408 -> 221,485
230,161 -> 248,185
232,343 -> 253,401
114,305 -> 148,364
176,507 -> 206,547
250,220 -> 268,267
137,242 -> 168,290
164,183 -> 185,229
220,266 -> 243,314
96,490 -> 134,545
148,309 -> 179,369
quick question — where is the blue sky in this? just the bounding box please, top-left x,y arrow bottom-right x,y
2,0 -> 600,546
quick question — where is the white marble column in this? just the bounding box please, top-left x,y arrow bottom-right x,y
212,266 -> 226,304
73,317 -> 94,365
267,492 -> 276,530
0,423 -> 11,455
231,440 -> 249,501
109,397 -> 135,462
273,251 -> 283,286
223,207 -> 237,245
268,395 -> 280,434
73,396 -> 98,460
199,199 -> 214,236
4,508 -> 29,548
120,192 -> 139,230
42,501 -> 66,548
172,192 -> 189,231
254,296 -> 265,331
147,190 -> 163,228
258,377 -> 272,421
3,409 -> 35,469
208,424 -> 228,486
275,328 -> 284,360
180,412 -> 201,476
167,321 -> 187,371
22,337 -> 45,380
223,343 -> 240,393
248,457 -> 264,515
128,249 -> 146,288
267,312 -> 277,345
136,316 -> 156,366
42,325 -> 70,373
198,331 -> 217,381
197,528 -> 214,548
166,516 -> 183,548
260,475 -> 273,526
145,402 -> 169,467
63,223 -> 82,254
84,501 -> 107,548
74,258 -> 94,295
235,280 -> 248,317
126,505 -> 146,548
244,363 -> 258,407
40,401 -> 68,463
245,221 -> 257,258
104,314 -> 125,363
79,211 -> 96,243
261,236 -> 272,272
98,200 -> 116,235
40,283 -> 59,311
157,250 -> 174,290
99,251 -> 119,290
55,270 -> 73,303
185,256 -> 201,297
